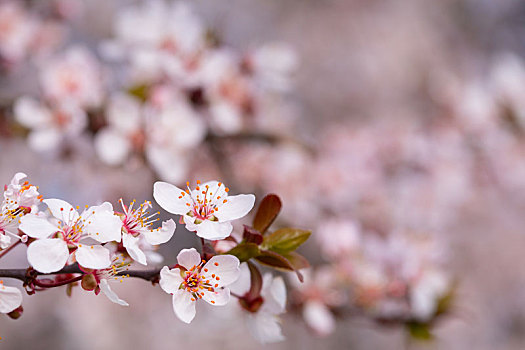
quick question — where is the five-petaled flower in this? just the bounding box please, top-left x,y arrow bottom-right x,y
160,248 -> 240,323
20,198 -> 122,273
153,180 -> 255,240
118,198 -> 176,265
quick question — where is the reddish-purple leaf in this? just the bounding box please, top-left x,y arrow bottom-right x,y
253,194 -> 282,234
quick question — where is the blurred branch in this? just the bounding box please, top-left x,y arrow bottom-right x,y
0,263 -> 162,285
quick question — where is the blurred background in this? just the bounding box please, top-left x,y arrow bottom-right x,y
2,0 -> 525,349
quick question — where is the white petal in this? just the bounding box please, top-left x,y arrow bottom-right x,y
83,203 -> 122,243
122,233 -> 147,265
176,248 -> 201,270
215,194 -> 255,222
106,93 -> 142,132
143,219 -> 176,245
27,238 -> 69,273
28,128 -> 62,153
43,198 -> 79,223
194,220 -> 233,240
14,97 -> 52,128
229,262 -> 251,296
153,181 -> 190,215
262,275 -> 286,314
247,312 -> 285,344
159,266 -> 183,294
202,254 -> 240,287
303,301 -> 335,336
0,285 -> 23,313
202,287 -> 230,306
94,128 -> 131,165
99,279 -> 129,306
19,214 -> 59,239
75,245 -> 111,269
172,289 -> 196,323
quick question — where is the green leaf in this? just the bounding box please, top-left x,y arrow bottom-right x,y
255,250 -> 303,282
225,243 -> 260,262
252,194 -> 282,234
282,251 -> 310,270
407,322 -> 434,341
262,228 -> 311,254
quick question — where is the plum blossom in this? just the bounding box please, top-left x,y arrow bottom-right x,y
230,264 -> 287,343
14,97 -> 87,153
159,248 -> 240,323
154,180 -> 255,240
81,254 -> 131,306
20,199 -> 122,273
117,199 -> 176,265
0,281 -> 23,314
0,173 -> 41,249
39,46 -> 104,109
0,1 -> 37,64
107,0 -> 205,83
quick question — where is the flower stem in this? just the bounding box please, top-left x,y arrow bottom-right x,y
33,275 -> 84,288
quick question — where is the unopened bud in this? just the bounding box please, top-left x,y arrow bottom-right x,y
238,296 -> 264,313
81,274 -> 97,291
7,306 -> 23,319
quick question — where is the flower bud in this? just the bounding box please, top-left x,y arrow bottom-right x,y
81,274 -> 97,291
7,306 -> 23,320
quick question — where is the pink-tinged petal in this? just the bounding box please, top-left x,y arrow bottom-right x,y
122,233 -> 147,265
195,220 -> 232,240
0,285 -> 23,313
202,287 -> 230,306
75,245 -> 111,269
144,219 -> 176,245
27,238 -> 69,273
99,279 -> 129,306
28,128 -> 62,153
172,289 -> 196,324
215,194 -> 255,222
229,262 -> 251,296
43,198 -> 79,223
303,301 -> 335,336
261,274 -> 286,314
247,312 -> 285,344
203,254 -> 240,287
94,128 -> 131,165
176,248 -> 201,270
14,97 -> 52,128
153,181 -> 190,215
83,204 -> 122,243
0,235 -> 11,249
19,213 -> 59,239
160,266 -> 183,294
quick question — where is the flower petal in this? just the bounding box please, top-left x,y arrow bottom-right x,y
19,213 -> 59,239
201,287 -> 230,306
94,128 -> 131,165
99,279 -> 129,306
159,266 -> 183,294
27,238 -> 69,273
75,245 -> 111,269
261,274 -> 286,314
83,203 -> 122,243
303,301 -> 335,336
143,219 -> 176,245
0,285 -> 23,313
122,233 -> 147,265
172,289 -> 196,323
153,181 -> 190,215
202,254 -> 240,288
43,198 -> 79,223
247,312 -> 285,344
215,194 -> 255,222
176,248 -> 201,270
195,220 -> 232,240
229,262 -> 251,296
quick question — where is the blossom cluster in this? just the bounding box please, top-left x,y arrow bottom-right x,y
0,172 -> 306,344
3,0 -> 297,184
